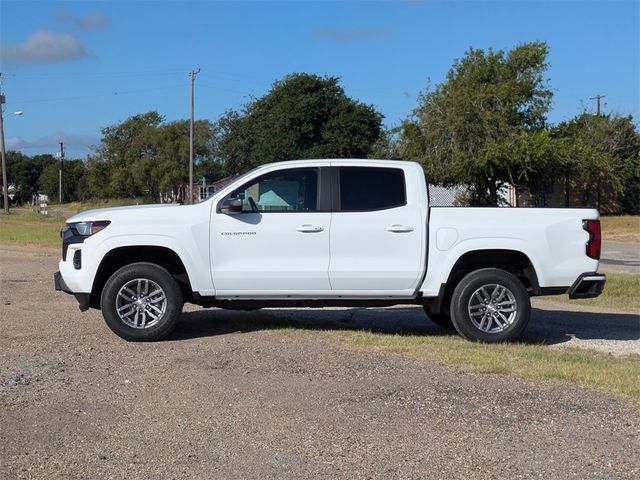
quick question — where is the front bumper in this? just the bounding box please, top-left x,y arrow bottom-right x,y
568,272 -> 606,299
54,271 -> 72,293
54,271 -> 91,311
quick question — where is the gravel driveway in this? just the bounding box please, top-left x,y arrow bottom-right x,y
1,245 -> 639,479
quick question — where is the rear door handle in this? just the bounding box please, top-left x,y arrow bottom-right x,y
386,224 -> 414,233
296,224 -> 324,233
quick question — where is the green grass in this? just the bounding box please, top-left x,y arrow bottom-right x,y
0,210 -> 65,248
601,215 -> 640,243
538,272 -> 640,312
202,311 -> 640,400
342,332 -> 640,399
0,200 -> 148,248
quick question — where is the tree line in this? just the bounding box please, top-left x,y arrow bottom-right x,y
5,41 -> 639,212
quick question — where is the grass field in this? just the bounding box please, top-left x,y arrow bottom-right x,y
539,272 -> 640,312
0,200 -> 146,248
179,306 -> 640,400
601,215 -> 640,243
340,331 -> 640,399
0,210 -> 65,248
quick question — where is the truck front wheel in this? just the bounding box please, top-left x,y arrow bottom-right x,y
450,268 -> 530,343
100,262 -> 183,341
422,307 -> 454,330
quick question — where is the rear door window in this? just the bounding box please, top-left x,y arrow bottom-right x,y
339,167 -> 406,211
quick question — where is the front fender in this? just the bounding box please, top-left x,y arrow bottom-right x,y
86,233 -> 214,296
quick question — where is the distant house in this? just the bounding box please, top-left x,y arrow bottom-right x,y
189,175 -> 238,204
0,184 -> 17,208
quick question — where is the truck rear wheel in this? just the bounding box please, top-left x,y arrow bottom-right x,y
100,262 -> 183,342
450,268 -> 530,343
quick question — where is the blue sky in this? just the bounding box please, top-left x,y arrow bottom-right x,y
1,0 -> 639,159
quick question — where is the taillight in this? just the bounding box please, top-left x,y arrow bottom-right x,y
583,219 -> 601,260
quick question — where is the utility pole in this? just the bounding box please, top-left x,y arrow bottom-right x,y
0,84 -> 7,214
188,68 -> 200,205
589,95 -> 605,210
58,142 -> 64,204
589,95 -> 606,115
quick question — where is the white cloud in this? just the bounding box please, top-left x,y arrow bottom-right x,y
58,11 -> 110,29
0,31 -> 88,63
5,138 -> 24,150
6,133 -> 99,151
316,27 -> 387,43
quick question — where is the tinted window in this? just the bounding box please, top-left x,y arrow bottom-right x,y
234,168 -> 318,212
339,167 -> 406,211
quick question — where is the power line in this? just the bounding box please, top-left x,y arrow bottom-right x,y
198,83 -> 253,95
3,66 -> 262,82
3,68 -> 187,80
5,84 -> 186,106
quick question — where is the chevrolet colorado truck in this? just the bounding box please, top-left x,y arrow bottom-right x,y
54,159 -> 605,342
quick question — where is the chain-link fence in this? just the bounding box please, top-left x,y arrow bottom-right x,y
428,184 -> 470,207
428,184 -> 517,207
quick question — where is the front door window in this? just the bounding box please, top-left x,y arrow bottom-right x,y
233,168 -> 318,212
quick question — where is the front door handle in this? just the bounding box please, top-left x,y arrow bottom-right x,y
386,224 -> 414,233
296,224 -> 324,233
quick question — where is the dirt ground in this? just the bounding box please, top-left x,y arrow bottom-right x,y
1,245 -> 639,479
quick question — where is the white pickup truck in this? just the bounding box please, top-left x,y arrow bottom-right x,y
55,159 -> 605,342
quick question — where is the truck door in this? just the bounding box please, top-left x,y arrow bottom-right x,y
328,165 -> 425,293
211,167 -> 332,295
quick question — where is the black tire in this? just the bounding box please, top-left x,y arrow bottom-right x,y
422,306 -> 454,330
100,262 -> 183,341
450,268 -> 530,343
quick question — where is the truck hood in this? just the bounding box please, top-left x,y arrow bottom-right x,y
66,203 -> 185,223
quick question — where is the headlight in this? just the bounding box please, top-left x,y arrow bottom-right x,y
67,221 -> 111,237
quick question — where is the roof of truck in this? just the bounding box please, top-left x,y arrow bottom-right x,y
258,158 -> 421,169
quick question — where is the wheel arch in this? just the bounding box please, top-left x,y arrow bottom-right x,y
430,249 -> 539,315
90,246 -> 193,309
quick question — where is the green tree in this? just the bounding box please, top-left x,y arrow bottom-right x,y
554,113 -> 640,212
94,111 -> 164,198
90,112 -> 218,201
85,154 -> 113,198
367,126 -> 403,160
6,152 -> 56,201
153,119 -> 218,199
403,42 -> 553,204
39,159 -> 87,203
217,73 -> 383,173
621,151 -> 640,214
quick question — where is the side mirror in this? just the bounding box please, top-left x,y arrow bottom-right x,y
219,197 -> 243,214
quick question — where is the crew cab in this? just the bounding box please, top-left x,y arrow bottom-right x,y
54,159 -> 605,342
